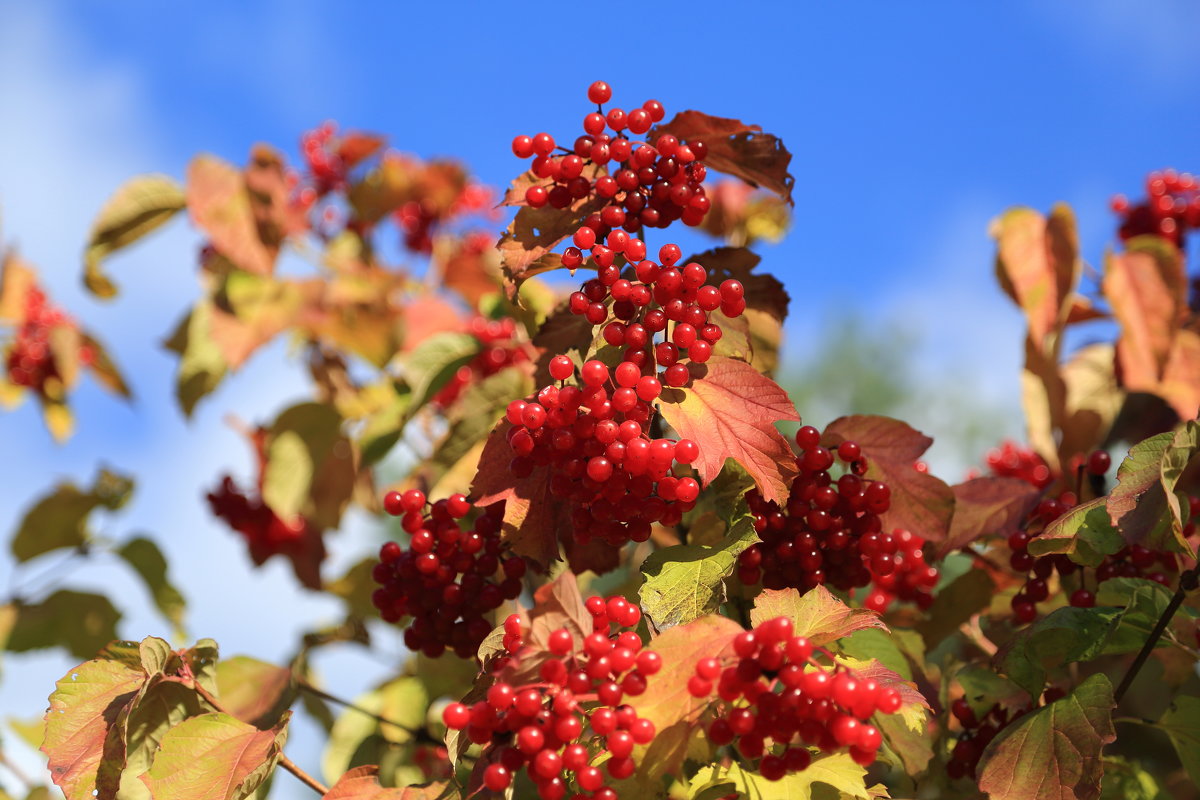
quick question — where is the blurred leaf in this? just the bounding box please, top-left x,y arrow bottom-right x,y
186,155 -> 275,275
116,537 -> 187,638
1108,420 -> 1199,555
937,477 -> 1041,558
42,401 -> 74,442
214,657 -> 294,729
0,253 -> 36,323
140,712 -> 288,800
402,331 -> 480,413
422,366 -> 532,486
1159,695 -> 1200,787
658,357 -> 800,504
11,467 -> 133,562
977,674 -> 1115,800
956,665 -> 1032,719
166,303 -> 229,417
327,558 -> 382,621
915,568 -> 995,648
7,591 -> 120,659
1060,343 -> 1124,462
262,402 -> 345,526
323,766 -> 447,800
1100,755 -> 1169,800
431,232 -> 501,306
80,332 -> 133,399
321,679 -> 425,785
84,174 -> 185,299
687,754 -> 870,800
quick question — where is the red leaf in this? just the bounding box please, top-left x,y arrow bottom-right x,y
991,205 -> 1079,349
323,765 -> 447,800
657,357 -> 800,504
937,477 -> 1042,558
821,415 -> 955,542
186,155 -> 275,275
688,247 -> 790,324
1103,236 -> 1188,393
336,133 -> 386,169
471,422 -> 568,567
653,111 -> 794,202
1160,326 -> 1200,420
498,198 -> 605,297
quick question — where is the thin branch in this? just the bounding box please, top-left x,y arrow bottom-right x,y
295,679 -> 419,735
0,750 -> 34,790
1114,567 -> 1199,704
194,683 -> 329,795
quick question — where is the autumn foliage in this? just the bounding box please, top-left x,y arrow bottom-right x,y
2,83 -> 1200,800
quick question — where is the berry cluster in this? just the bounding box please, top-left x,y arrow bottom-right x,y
394,181 -> 494,254
737,427 -> 939,610
5,286 -> 90,392
563,242 -> 744,380
688,616 -> 903,779
946,688 -> 1063,780
412,744 -> 452,780
432,315 -> 532,408
513,81 -> 711,233
1003,451 -> 1196,623
505,359 -> 701,549
1111,169 -> 1200,248
983,441 -> 1053,489
206,475 -> 311,562
441,597 -> 660,797
299,122 -> 351,197
371,491 -> 526,658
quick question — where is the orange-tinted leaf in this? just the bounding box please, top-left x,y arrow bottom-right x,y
991,204 -> 1079,348
653,111 -> 794,202
431,232 -> 500,306
1159,326 -> 1200,421
186,155 -> 274,275
1059,343 -> 1124,465
657,357 -> 800,504
471,422 -> 567,567
822,415 -> 955,542
80,332 -> 133,399
629,615 -> 743,783
0,252 -> 37,323
399,295 -> 465,353
498,197 -> 604,296
977,674 -> 1115,800
1104,236 -> 1187,393
750,586 -> 885,647
336,133 -> 386,169
43,658 -> 146,800
1065,294 -> 1108,325
937,477 -> 1042,558
140,711 -> 288,800
244,145 -> 305,249
323,766 -> 447,800
213,657 -> 295,729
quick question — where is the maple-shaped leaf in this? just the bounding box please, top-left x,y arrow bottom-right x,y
627,615 -> 743,785
471,421 -> 569,567
822,415 -> 955,542
978,674 -> 1115,800
750,586 -> 886,648
322,766 -> 447,800
84,174 -> 185,299
652,111 -> 794,203
186,155 -> 276,275
1107,420 -> 1199,555
657,357 -> 800,504
1103,236 -> 1188,393
498,195 -> 605,297
140,711 -> 288,800
936,477 -> 1042,558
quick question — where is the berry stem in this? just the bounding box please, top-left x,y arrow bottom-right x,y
1114,566 -> 1199,704
194,683 -> 329,795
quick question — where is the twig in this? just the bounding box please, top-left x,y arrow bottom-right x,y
0,750 -> 34,790
1114,567 -> 1199,704
194,683 -> 329,795
295,679 -> 418,735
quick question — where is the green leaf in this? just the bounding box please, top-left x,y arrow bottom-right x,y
262,403 -> 345,525
978,673 -> 1116,800
116,537 -> 187,638
84,174 -> 185,299
839,628 -> 911,681
140,712 -> 289,800
1108,420 -> 1199,555
402,331 -> 480,412
166,303 -> 229,417
7,590 -> 120,659
639,499 -> 757,630
358,389 -> 412,467
1159,694 -> 1200,787
1029,497 -> 1124,566
326,558 -> 382,620
687,754 -> 872,800
423,366 -> 533,482
321,679 -> 426,785
214,657 -> 295,729
914,568 -> 995,648
10,468 -> 134,563
956,665 -> 1032,719
750,586 -> 886,647
118,680 -> 207,800
43,657 -> 146,800
262,431 -> 311,522
1100,755 -> 1169,800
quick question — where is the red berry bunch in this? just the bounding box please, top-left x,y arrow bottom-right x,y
393,181 -> 495,254
737,427 -> 939,609
1111,169 -> 1200,248
504,360 -> 702,549
206,475 -> 311,561
984,440 -> 1053,489
411,744 -> 452,780
299,122 -> 350,196
5,286 -> 86,392
946,689 -> 1063,780
688,616 -> 903,779
513,81 -> 711,232
441,597 -> 660,797
432,315 -> 532,408
563,241 -> 744,382
372,491 -> 527,658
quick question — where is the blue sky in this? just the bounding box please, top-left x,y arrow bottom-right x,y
1,0 -> 1198,791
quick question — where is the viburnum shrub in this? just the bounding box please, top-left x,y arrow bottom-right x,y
3,82 -> 1199,800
